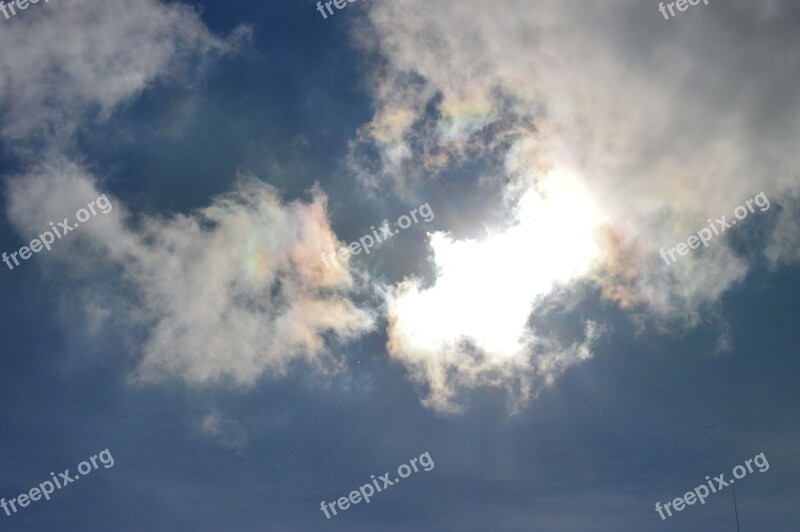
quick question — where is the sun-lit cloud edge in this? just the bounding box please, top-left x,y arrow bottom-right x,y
354,0 -> 800,412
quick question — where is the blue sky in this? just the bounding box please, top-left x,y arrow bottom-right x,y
0,0 -> 799,530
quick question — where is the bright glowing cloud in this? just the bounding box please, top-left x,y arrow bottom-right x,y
387,167 -> 606,412
360,0 -> 800,411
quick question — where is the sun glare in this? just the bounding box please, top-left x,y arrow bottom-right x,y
390,167 -> 606,362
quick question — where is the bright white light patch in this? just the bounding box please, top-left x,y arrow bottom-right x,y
387,168 -> 606,411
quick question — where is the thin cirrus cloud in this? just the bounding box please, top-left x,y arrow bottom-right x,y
353,0 -> 800,412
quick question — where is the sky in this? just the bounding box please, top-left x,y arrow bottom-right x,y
0,0 -> 798,530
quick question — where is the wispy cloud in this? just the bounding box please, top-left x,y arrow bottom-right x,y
0,0 -> 249,142
197,410 -> 248,452
6,159 -> 375,386
0,0 -> 371,388
4,0 -> 798,415
353,0 -> 800,411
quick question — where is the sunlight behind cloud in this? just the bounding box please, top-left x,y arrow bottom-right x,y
387,167 -> 606,411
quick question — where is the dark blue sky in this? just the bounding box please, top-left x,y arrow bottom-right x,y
0,1 -> 798,530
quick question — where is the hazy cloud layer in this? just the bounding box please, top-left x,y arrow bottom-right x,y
3,0 -> 798,414
0,0 -> 249,141
357,0 -> 800,411
6,159 -> 374,385
0,0 -> 376,388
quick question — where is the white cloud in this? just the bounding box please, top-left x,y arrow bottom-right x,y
197,410 -> 248,452
0,0 -> 249,141
356,0 -> 800,411
4,0 -> 797,415
6,158 -> 375,386
386,167 -> 607,412
0,0 -> 375,394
